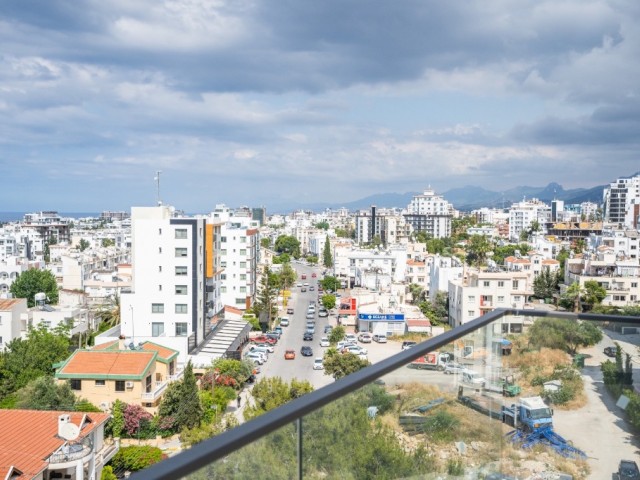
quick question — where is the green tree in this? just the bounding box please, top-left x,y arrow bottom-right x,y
251,266 -> 279,328
426,238 -> 448,255
9,269 -> 59,307
408,284 -> 425,305
111,445 -> 163,471
556,248 -> 570,279
323,236 -> 333,268
260,237 -> 272,248
274,235 -> 301,258
465,235 -> 492,267
315,221 -> 330,230
208,358 -> 253,387
335,227 -> 355,239
533,268 -> 560,300
418,294 -> 448,326
16,376 -> 76,410
323,350 -> 370,379
491,243 -> 531,265
174,361 -> 203,430
582,280 -> 607,310
320,276 -> 341,292
101,238 -> 115,248
559,282 -> 584,312
278,262 -> 297,292
527,318 -> 602,355
244,377 -> 313,420
328,326 -> 345,344
272,252 -> 290,264
78,238 -> 90,251
110,400 -> 125,438
95,294 -> 121,328
321,294 -> 336,311
0,324 -> 71,398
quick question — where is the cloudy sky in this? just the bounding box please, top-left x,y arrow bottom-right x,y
1,1 -> 638,213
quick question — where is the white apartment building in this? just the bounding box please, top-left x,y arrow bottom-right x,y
428,255 -> 463,303
119,206 -> 212,360
403,188 -> 454,239
0,298 -> 28,351
218,223 -> 260,310
0,234 -> 18,260
0,257 -> 28,295
588,228 -> 640,261
448,267 -> 534,327
564,248 -> 640,308
508,198 -> 550,241
472,207 -> 509,226
355,207 -> 411,245
603,173 -> 640,228
308,233 -> 330,258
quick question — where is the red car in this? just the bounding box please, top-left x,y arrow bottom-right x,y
301,274 -> 307,279
284,349 -> 296,360
312,273 -> 317,278
251,336 -> 277,345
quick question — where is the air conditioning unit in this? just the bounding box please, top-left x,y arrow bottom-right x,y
99,401 -> 112,411
125,381 -> 134,389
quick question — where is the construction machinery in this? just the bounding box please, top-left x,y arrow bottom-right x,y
501,396 -> 586,459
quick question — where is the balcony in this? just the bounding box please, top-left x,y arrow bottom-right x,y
133,309 -> 640,480
141,369 -> 184,401
49,437 -> 93,465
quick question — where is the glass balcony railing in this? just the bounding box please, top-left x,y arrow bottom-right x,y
132,309 -> 640,480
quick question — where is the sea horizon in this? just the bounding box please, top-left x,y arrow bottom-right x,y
0,211 -> 101,222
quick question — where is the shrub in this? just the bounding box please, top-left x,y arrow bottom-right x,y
100,465 -> 117,480
123,403 -> 153,436
420,410 -> 460,442
110,445 -> 163,472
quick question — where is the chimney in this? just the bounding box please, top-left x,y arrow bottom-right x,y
118,335 -> 125,351
58,414 -> 70,436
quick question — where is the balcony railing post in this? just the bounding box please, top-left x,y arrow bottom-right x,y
296,417 -> 303,480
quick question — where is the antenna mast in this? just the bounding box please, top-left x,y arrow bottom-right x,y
154,170 -> 162,206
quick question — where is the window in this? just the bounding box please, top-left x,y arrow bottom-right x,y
159,284 -> 162,291
175,285 -> 188,295
513,295 -> 521,302
152,322 -> 164,337
221,249 -> 227,255
176,266 -> 187,276
175,248 -> 188,257
115,380 -> 125,392
240,249 -> 247,256
95,380 -> 105,387
468,295 -> 475,302
468,310 -> 475,317
220,236 -> 227,243
175,228 -> 188,239
220,286 -> 227,293
240,236 -> 246,243
145,375 -> 152,393
512,280 -> 519,289
236,298 -> 245,305
159,265 -> 162,273
240,274 -> 246,281
70,379 -> 82,391
483,281 -> 490,287
152,303 -> 164,313
632,283 -> 638,288
240,261 -> 246,268
175,322 -> 188,336
158,247 -> 162,254
240,286 -> 246,293
498,296 -> 505,303
159,228 -> 162,235
498,281 -> 504,287
175,304 -> 188,314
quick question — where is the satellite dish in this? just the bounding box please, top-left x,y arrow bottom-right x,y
59,422 -> 80,441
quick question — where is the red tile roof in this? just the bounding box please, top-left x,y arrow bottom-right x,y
57,350 -> 155,378
0,410 -> 110,479
140,341 -> 179,362
0,298 -> 23,311
91,340 -> 119,351
407,319 -> 431,327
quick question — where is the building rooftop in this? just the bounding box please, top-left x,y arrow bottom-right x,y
56,350 -> 156,380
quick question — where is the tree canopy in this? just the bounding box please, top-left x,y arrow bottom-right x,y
274,235 -> 301,259
10,268 -> 59,307
323,349 -> 370,379
527,318 -> 602,355
244,377 -> 313,421
323,235 -> 333,268
16,376 -> 76,410
465,235 -> 493,267
533,268 -> 561,300
320,276 -> 341,292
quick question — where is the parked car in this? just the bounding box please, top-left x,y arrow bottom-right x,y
284,349 -> 296,360
312,273 -> 317,278
344,345 -> 368,356
287,307 -> 294,314
604,346 -> 617,357
265,332 -> 280,342
401,341 -> 417,350
345,333 -> 357,343
303,332 -> 314,341
319,337 -> 330,347
358,332 -> 372,343
306,325 -> 316,334
274,326 -> 283,336
324,325 -> 333,334
337,341 -> 356,350
372,334 -> 388,343
279,318 -> 290,327
301,346 -> 313,357
245,351 -> 265,364
306,312 -> 315,320
313,357 -> 324,370
617,459 -> 640,480
301,287 -> 307,292
251,335 -> 276,345
309,286 -> 315,291
249,343 -> 274,353
318,310 -> 328,317
443,363 -> 465,375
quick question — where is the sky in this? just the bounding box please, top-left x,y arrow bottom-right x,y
1,1 -> 639,213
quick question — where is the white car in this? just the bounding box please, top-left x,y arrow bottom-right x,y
319,337 -> 330,347
358,332 -> 372,343
279,318 -> 290,327
249,344 -> 273,355
345,333 -> 357,343
348,345 -> 368,355
313,357 -> 324,370
373,334 -> 388,343
244,351 -> 265,364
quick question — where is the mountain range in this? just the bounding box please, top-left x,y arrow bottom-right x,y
284,181 -> 609,213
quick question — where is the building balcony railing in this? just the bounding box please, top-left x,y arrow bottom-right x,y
49,436 -> 93,465
133,308 -> 640,480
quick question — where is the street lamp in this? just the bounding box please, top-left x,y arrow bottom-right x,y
129,305 -> 134,347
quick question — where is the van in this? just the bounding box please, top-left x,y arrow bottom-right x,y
462,369 -> 486,387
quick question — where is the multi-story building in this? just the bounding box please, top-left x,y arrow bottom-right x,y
0,257 -> 28,295
355,207 -> 410,245
119,205 -> 211,360
448,267 -> 534,327
218,223 -> 260,310
22,211 -> 72,245
403,188 -> 453,239
603,173 -> 640,228
508,198 -> 550,241
428,255 -> 463,303
0,298 -> 28,351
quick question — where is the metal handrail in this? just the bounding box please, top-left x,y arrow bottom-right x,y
132,308 -> 640,480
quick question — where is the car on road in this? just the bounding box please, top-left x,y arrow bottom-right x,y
318,310 -> 328,317
279,318 -> 290,327
309,286 -> 315,291
306,325 -> 316,334
303,282 -> 309,287
443,363 -> 465,375
313,357 -> 324,370
274,327 -> 283,336
301,346 -> 313,356
287,307 -> 294,314
358,332 -> 372,343
301,274 -> 307,280
303,332 -> 314,341
249,345 -> 272,357
312,273 -> 317,278
617,459 -> 640,479
401,341 -> 417,350
319,337 -> 330,347
245,351 -> 266,365
301,287 -> 307,292
251,335 -> 277,345
306,312 -> 315,320
324,325 -> 333,334
284,349 -> 296,360
372,334 -> 388,343
296,283 -> 302,288
604,346 -> 617,357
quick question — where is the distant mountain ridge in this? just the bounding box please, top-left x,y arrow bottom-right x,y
289,181 -> 609,213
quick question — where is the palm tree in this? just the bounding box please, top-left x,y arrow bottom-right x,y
95,294 -> 121,328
